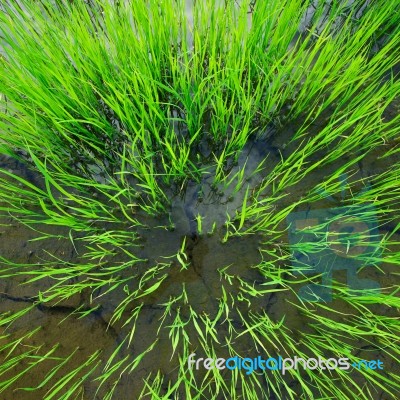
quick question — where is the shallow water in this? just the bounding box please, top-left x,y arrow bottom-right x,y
0,1 -> 399,399
0,94 -> 399,399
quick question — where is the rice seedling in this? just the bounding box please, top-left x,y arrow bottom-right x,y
0,0 -> 399,398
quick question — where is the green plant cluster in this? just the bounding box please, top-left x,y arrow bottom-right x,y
0,0 -> 399,399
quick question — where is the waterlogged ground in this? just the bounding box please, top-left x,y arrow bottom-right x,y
0,1 -> 399,397
0,95 -> 399,399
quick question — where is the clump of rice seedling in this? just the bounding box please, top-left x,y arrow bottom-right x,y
0,0 -> 399,399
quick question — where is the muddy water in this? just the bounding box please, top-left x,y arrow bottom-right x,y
0,2 -> 399,399
0,96 -> 398,400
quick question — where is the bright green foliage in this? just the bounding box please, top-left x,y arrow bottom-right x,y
0,0 -> 399,399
